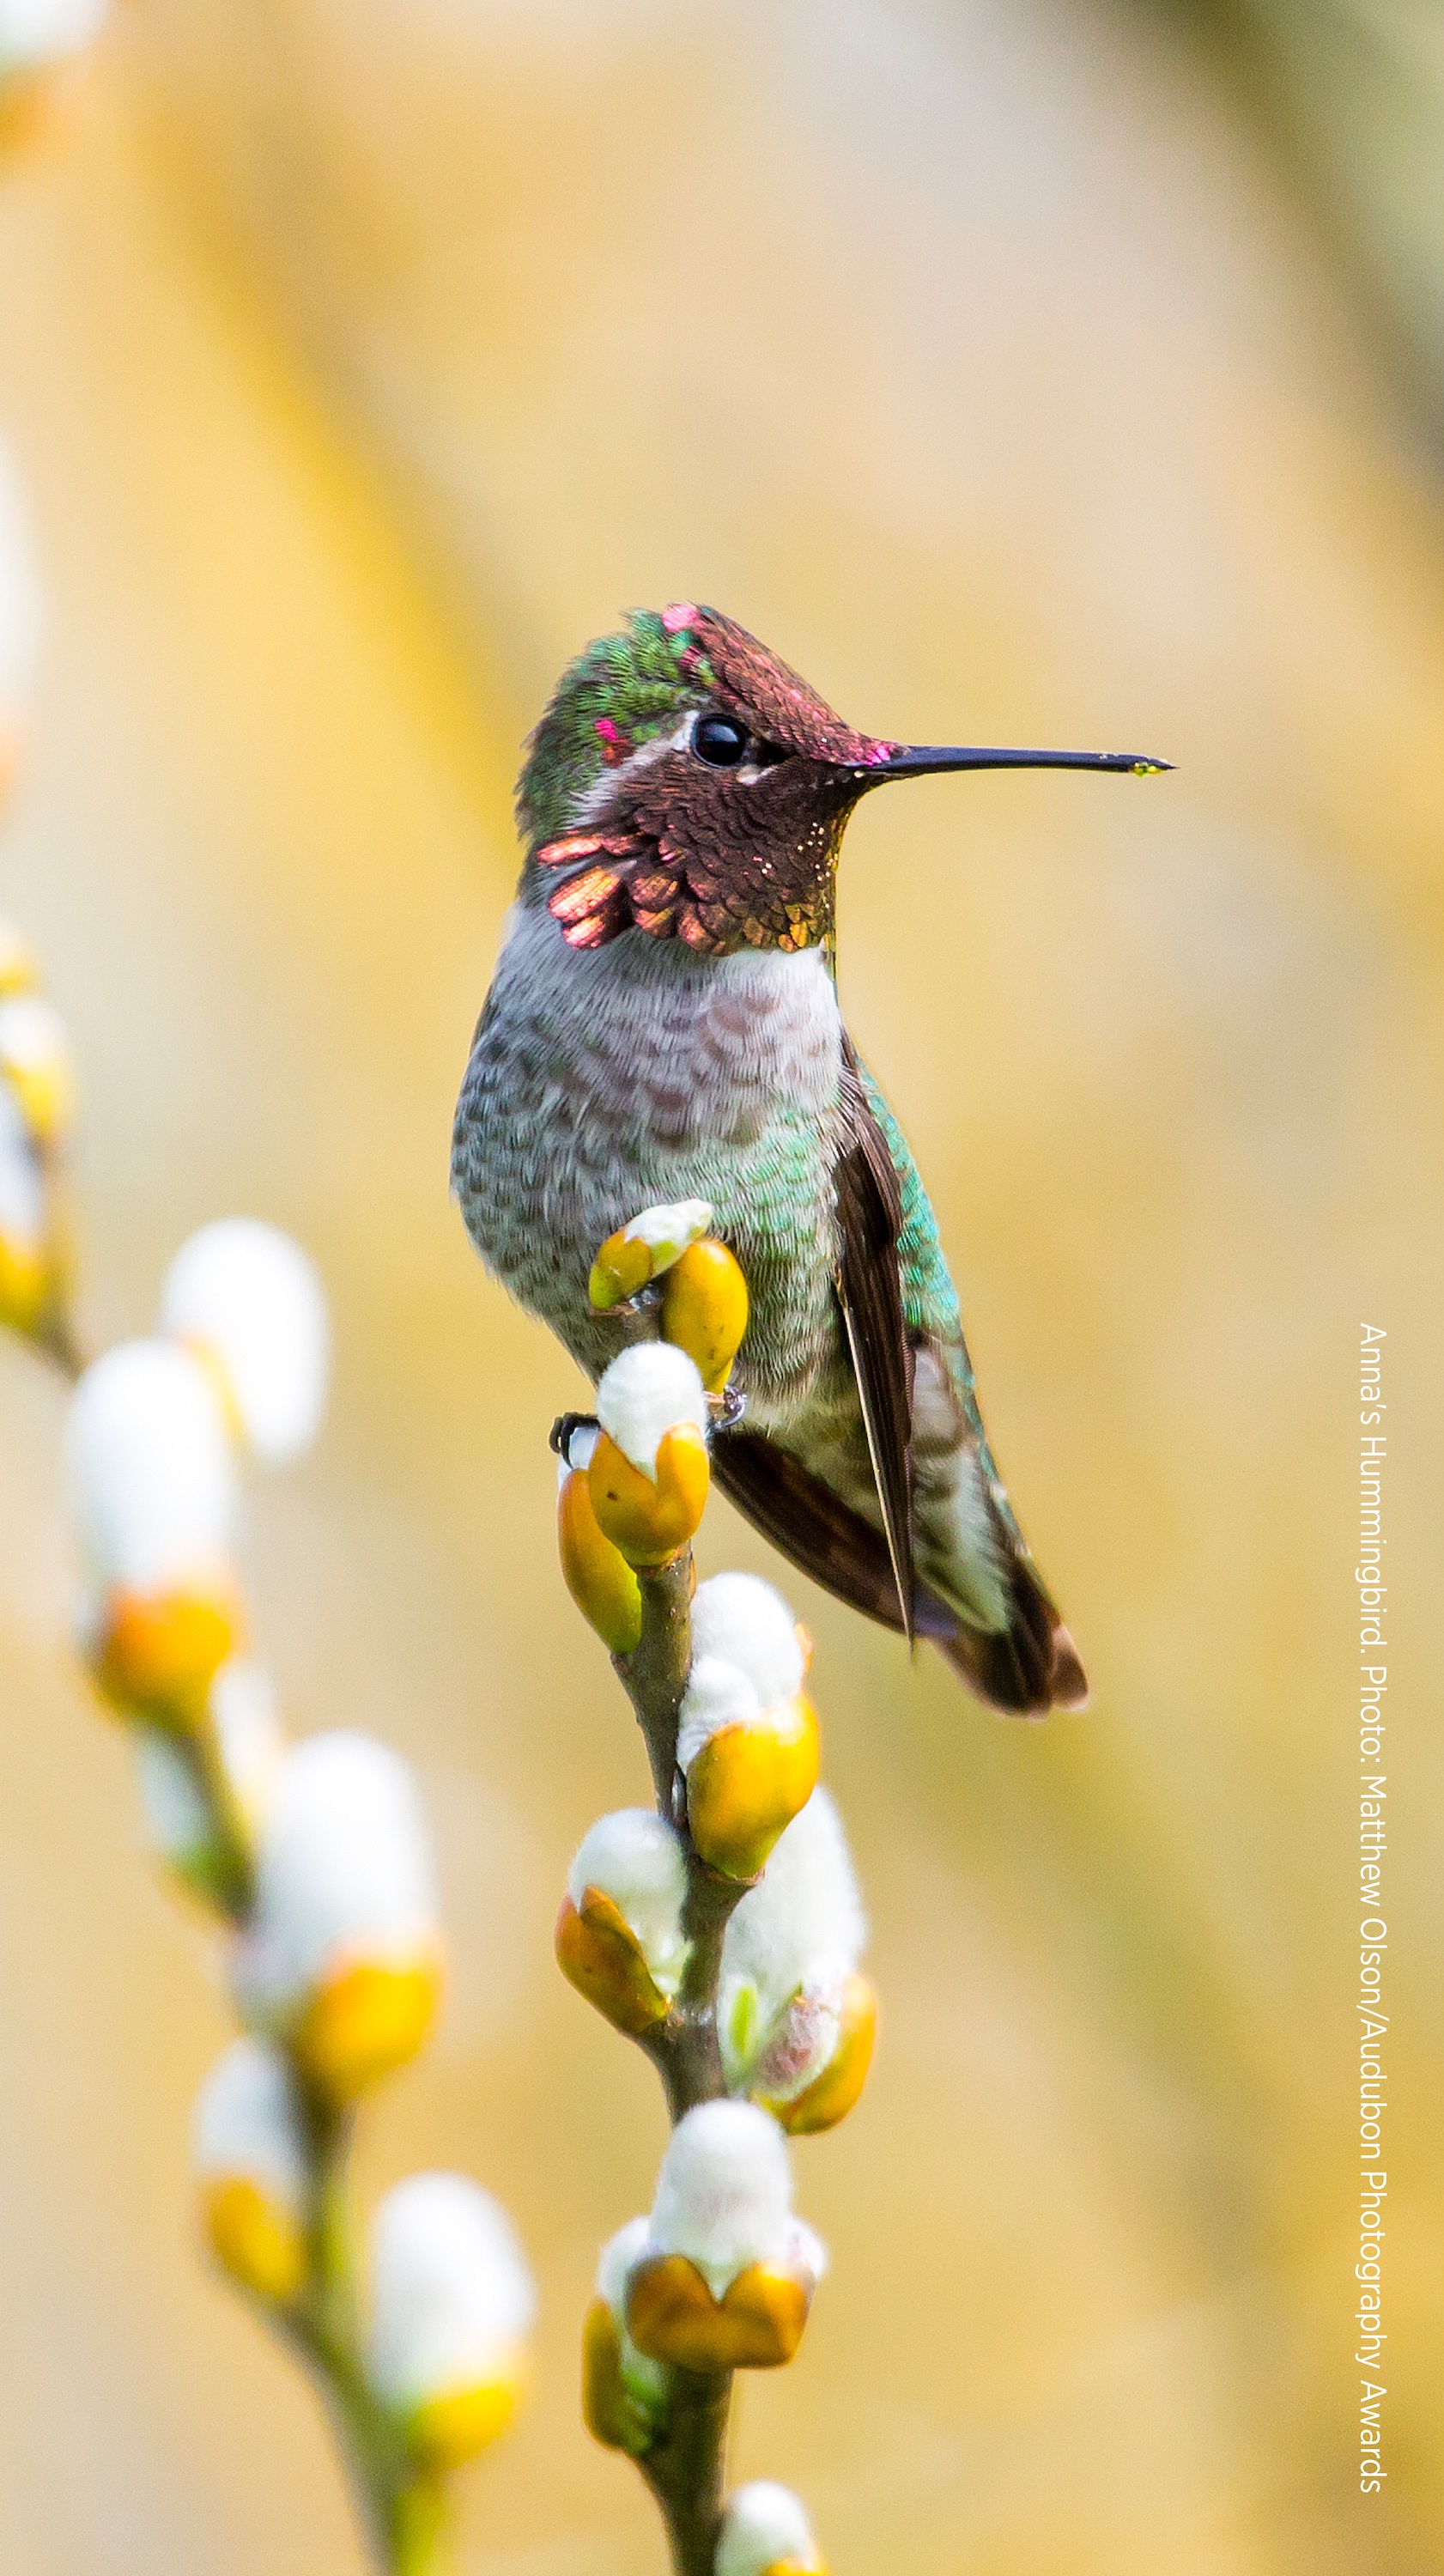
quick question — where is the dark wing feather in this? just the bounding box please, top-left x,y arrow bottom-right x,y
833,1037 -> 916,1637
712,1426 -> 1089,1717
709,1429 -> 956,1641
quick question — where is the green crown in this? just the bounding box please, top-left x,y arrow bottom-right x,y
518,611 -> 714,849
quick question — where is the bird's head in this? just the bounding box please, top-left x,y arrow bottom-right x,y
519,605 -> 1166,957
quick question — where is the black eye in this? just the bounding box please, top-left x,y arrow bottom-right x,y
693,713 -> 749,768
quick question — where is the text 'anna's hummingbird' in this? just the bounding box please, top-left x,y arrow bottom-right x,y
452,605 -> 1167,1713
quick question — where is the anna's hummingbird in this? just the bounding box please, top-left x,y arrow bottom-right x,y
452,605 -> 1165,1713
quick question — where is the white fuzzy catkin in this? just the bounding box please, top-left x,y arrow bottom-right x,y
596,1342 -> 707,1476
139,1659 -> 287,1877
369,2173 -> 535,2408
689,1572 -> 805,1708
645,2100 -> 822,2303
620,1197 -> 712,1266
595,2216 -> 672,2413
0,992 -> 69,1112
236,1730 -> 438,2022
720,1789 -> 865,2025
676,1653 -> 765,1777
595,2214 -> 652,2321
0,1082 -> 42,1252
0,0 -> 106,74
716,2482 -> 822,2576
192,2038 -> 306,2215
161,1219 -> 329,1467
66,1338 -> 237,1597
209,1658 -> 287,1820
718,1790 -> 865,2099
567,1809 -> 689,1994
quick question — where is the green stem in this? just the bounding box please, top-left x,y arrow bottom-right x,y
288,2091 -> 451,2576
17,1140 -> 446,2571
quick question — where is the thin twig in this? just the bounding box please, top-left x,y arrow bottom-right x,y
611,1554 -> 751,2576
286,2094 -> 449,2574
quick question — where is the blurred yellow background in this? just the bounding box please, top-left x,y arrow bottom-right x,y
0,3 -> 1439,2570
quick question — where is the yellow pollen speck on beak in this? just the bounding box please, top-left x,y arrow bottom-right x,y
558,1467 -> 643,1652
660,1240 -> 749,1392
202,2176 -> 306,2306
587,1423 -> 709,1566
627,2254 -> 811,2372
292,1953 -> 443,2099
686,1696 -> 820,1880
762,1974 -> 878,2136
405,2354 -> 529,2469
91,1584 -> 242,1732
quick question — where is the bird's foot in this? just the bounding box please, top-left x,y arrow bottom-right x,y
549,1410 -> 598,1463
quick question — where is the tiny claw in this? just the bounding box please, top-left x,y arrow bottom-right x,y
550,1410 -> 598,1460
708,1382 -> 747,1429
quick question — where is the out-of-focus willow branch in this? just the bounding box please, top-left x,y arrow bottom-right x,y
0,999 -> 536,2574
552,1204 -> 876,2576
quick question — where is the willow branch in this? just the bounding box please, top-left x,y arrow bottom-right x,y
611,1555 -> 749,2576
17,1307 -> 444,2575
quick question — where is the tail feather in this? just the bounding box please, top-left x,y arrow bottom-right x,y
712,1425 -> 1087,1716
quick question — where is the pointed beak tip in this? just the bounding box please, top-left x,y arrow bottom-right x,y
872,744 -> 1174,781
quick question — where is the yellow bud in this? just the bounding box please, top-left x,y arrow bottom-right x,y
587,1423 -> 709,1567
627,2254 -> 810,2372
405,2355 -> 528,2468
660,1240 -> 749,1392
4,1052 -> 73,1147
292,1952 -> 442,2100
0,999 -> 76,1146
0,1230 -> 47,1335
581,2298 -> 633,2451
686,1696 -> 820,1880
555,1886 -> 670,2036
558,1467 -> 642,1652
91,1583 -> 242,1732
589,1200 -> 714,1308
202,2175 -> 306,2306
762,1975 -> 878,2136
588,1230 -> 654,1309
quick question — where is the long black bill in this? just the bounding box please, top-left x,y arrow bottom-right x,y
871,743 -> 1171,780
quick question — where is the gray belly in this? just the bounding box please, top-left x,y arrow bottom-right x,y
452,899 -> 849,1406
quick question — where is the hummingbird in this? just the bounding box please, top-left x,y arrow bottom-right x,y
452,605 -> 1166,1713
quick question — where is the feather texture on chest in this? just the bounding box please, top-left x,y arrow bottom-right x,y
452,901 -> 848,1395
477,900 -> 842,1145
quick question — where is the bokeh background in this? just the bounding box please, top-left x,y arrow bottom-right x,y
0,3 -> 1440,2569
